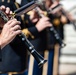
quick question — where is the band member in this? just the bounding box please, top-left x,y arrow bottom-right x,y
22,0 -> 70,75
22,6 -> 54,75
0,0 -> 28,74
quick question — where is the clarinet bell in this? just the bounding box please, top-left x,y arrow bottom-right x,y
61,42 -> 66,48
38,58 -> 47,68
32,50 -> 47,68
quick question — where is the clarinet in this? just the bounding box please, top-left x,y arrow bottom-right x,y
0,1 -> 47,68
19,33 -> 47,68
35,7 -> 66,48
48,3 -> 76,30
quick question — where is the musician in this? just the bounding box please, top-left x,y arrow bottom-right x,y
48,0 -> 72,74
22,0 -> 70,75
0,0 -> 28,74
50,0 -> 71,40
23,1 -> 54,75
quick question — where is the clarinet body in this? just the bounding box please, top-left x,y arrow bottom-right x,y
19,33 -> 47,68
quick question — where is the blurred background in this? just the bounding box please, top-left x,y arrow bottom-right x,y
59,0 -> 76,75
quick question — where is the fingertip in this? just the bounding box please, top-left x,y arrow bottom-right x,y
0,5 -> 5,10
5,7 -> 10,14
15,30 -> 22,35
10,11 -> 13,14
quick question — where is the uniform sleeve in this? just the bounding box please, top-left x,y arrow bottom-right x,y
22,14 -> 40,39
22,26 -> 39,39
28,26 -> 39,38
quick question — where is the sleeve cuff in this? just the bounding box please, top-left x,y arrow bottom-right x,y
22,26 -> 39,39
28,26 -> 39,38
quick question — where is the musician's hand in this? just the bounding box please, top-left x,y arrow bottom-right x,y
0,5 -> 12,16
0,19 -> 21,49
61,15 -> 67,24
28,7 -> 46,23
0,5 -> 13,28
35,16 -> 52,32
28,10 -> 39,23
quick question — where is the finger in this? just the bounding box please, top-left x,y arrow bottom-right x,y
5,18 -> 17,25
9,20 -> 21,27
11,25 -> 21,31
45,18 -> 50,21
14,30 -> 22,35
40,18 -> 50,23
42,17 -> 50,21
10,11 -> 13,14
45,22 -> 52,26
47,23 -> 52,27
8,11 -> 13,18
0,5 -> 6,11
5,7 -> 10,14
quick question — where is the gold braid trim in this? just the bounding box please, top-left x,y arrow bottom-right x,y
53,18 -> 60,26
27,11 -> 48,16
27,11 -> 33,15
14,2 -> 20,8
2,0 -> 4,2
7,0 -> 10,3
43,11 -> 48,17
22,28 -> 34,39
21,15 -> 25,24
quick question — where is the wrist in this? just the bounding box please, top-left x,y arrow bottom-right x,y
0,39 -> 6,49
35,25 -> 41,32
0,40 -> 2,49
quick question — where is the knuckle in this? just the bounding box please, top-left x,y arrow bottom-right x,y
1,5 -> 5,9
